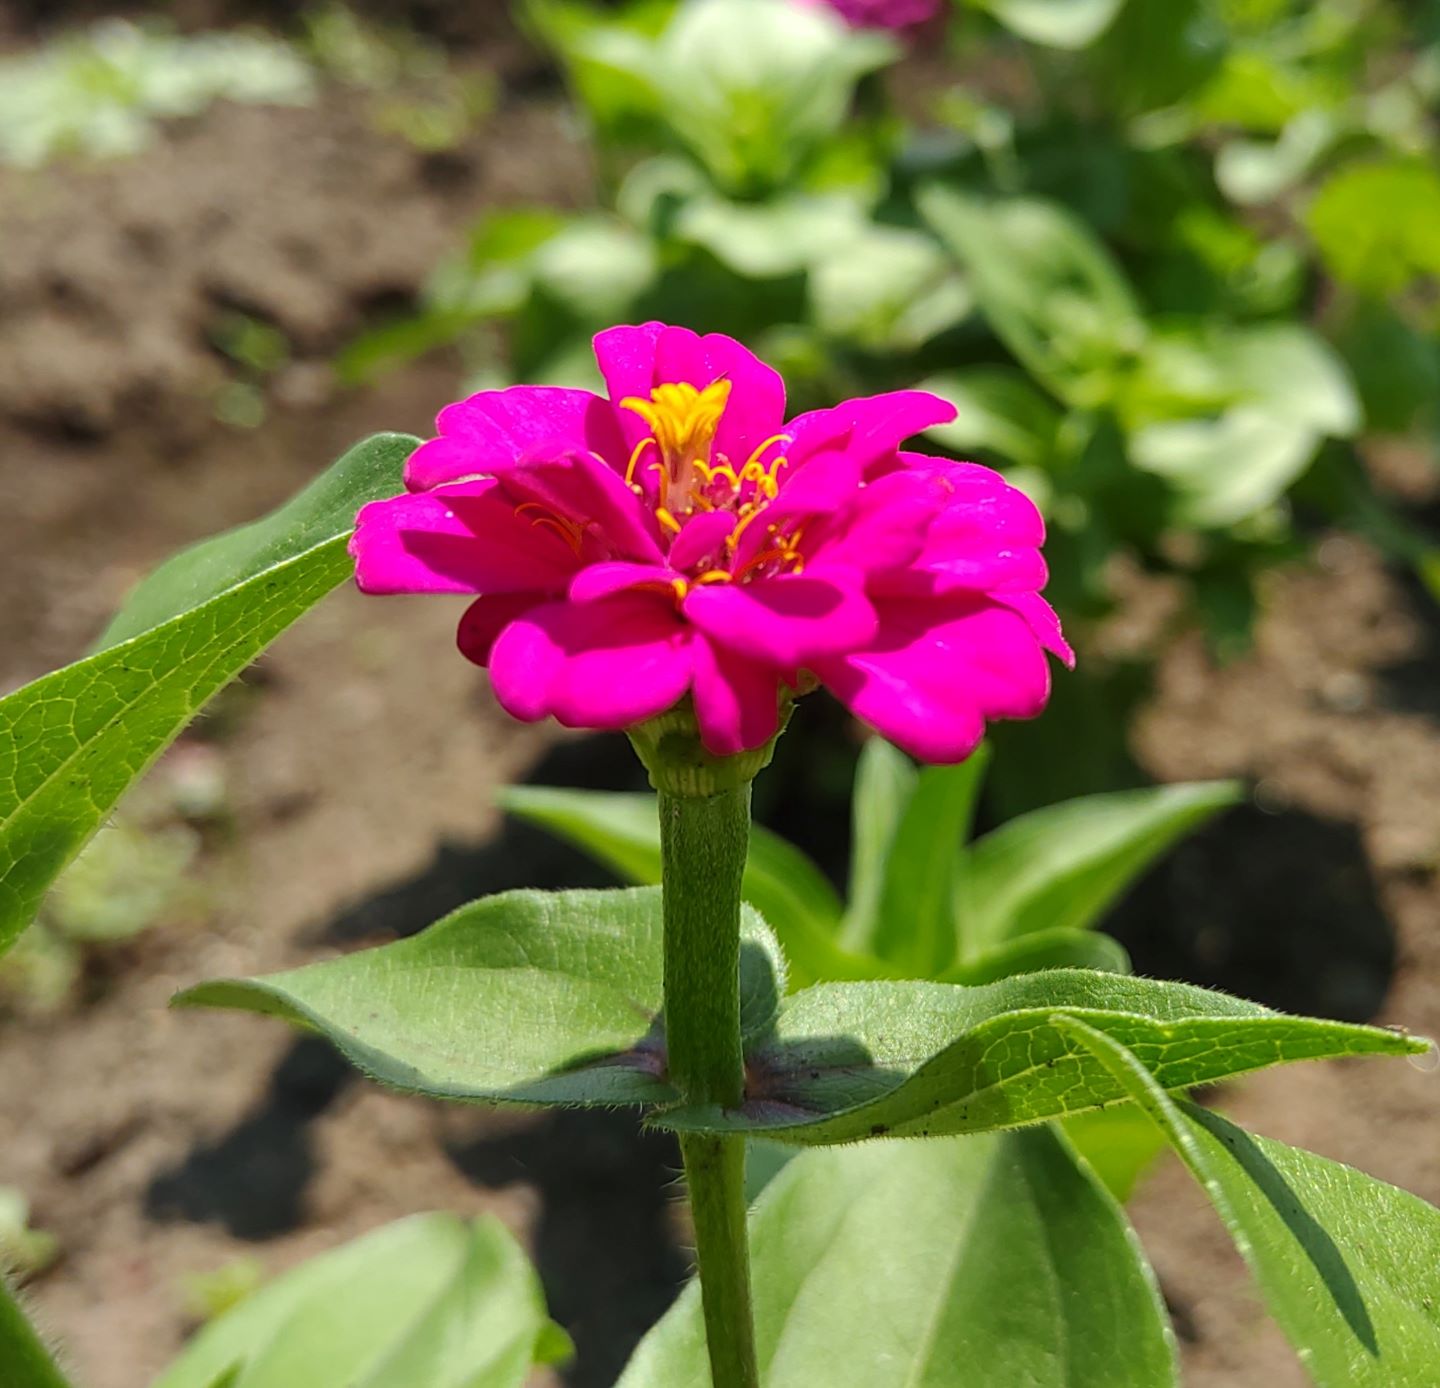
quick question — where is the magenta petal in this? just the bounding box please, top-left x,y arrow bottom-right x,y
815,595 -> 1053,763
487,594 -> 693,730
692,636 -> 781,756
786,391 -> 957,471
569,562 -> 679,603
997,591 -> 1075,668
500,449 -> 665,564
803,470 -> 945,576
457,592 -> 547,667
763,447 -> 865,527
351,482 -> 581,596
406,387 -> 629,491
653,325 -> 787,468
594,323 -> 666,408
684,571 -> 876,668
669,510 -> 739,573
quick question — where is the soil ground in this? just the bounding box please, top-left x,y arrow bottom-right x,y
2,13 -> 1439,1388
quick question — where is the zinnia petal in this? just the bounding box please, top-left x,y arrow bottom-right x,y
786,390 -> 957,472
684,571 -> 876,669
351,482 -> 581,596
692,636 -> 783,756
815,595 -> 1052,763
406,386 -> 628,490
653,325 -> 787,468
457,592 -> 548,667
498,449 -> 666,564
487,594 -> 693,730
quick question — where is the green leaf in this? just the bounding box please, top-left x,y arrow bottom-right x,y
872,755 -> 989,976
498,787 -> 859,986
659,970 -> 1422,1143
954,780 -> 1242,960
184,901 -> 1421,1142
619,1127 -> 1177,1386
528,215 -> 657,321
840,737 -> 917,953
941,927 -> 1131,985
0,433 -> 416,956
1059,1106 -> 1169,1204
1058,1018 -> 1440,1386
673,192 -> 869,278
1129,325 -> 1358,527
1307,160 -> 1440,296
809,224 -> 972,352
977,0 -> 1125,49
636,0 -> 896,195
919,187 -> 1145,407
1,1272 -> 72,1388
176,887 -> 784,1107
152,1213 -> 566,1388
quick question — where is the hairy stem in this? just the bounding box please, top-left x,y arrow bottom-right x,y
659,784 -> 760,1388
1,1273 -> 72,1388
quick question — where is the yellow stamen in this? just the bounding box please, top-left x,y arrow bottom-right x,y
655,507 -> 682,534
514,502 -> 585,555
625,436 -> 655,486
694,569 -> 734,584
693,458 -> 741,488
622,380 -> 733,468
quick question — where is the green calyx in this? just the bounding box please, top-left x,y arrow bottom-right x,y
629,699 -> 792,798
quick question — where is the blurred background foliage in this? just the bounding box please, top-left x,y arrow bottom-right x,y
330,0 -> 1440,808
4,0 -> 1436,813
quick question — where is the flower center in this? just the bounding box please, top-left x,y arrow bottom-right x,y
623,381 -> 730,478
618,380 -> 803,595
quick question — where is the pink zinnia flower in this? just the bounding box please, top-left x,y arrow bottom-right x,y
798,0 -> 943,31
350,323 -> 1071,762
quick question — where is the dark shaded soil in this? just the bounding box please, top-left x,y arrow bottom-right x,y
2,18 -> 1439,1388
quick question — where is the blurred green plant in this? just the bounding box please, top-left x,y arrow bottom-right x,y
154,1214 -> 570,1388
342,0 -> 1438,675
0,1189 -> 58,1282
178,1257 -> 266,1325
0,21 -> 314,168
0,817 -> 200,1015
0,7 -> 494,173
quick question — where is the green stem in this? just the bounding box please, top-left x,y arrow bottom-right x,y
0,1274 -> 72,1388
658,783 -> 760,1388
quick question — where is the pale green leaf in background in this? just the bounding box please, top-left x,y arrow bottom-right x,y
954,780 -> 1242,960
0,433 -> 417,956
153,1213 -> 567,1388
976,0 -> 1126,50
919,368 -> 1063,472
673,192 -> 869,278
620,1127 -> 1177,1386
1307,160 -> 1440,297
919,187 -> 1145,407
840,737 -> 918,953
871,756 -> 989,975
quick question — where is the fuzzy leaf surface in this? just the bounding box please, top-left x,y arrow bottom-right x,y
1059,1017 -> 1440,1386
618,1127 -> 1176,1386
0,433 -> 416,955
